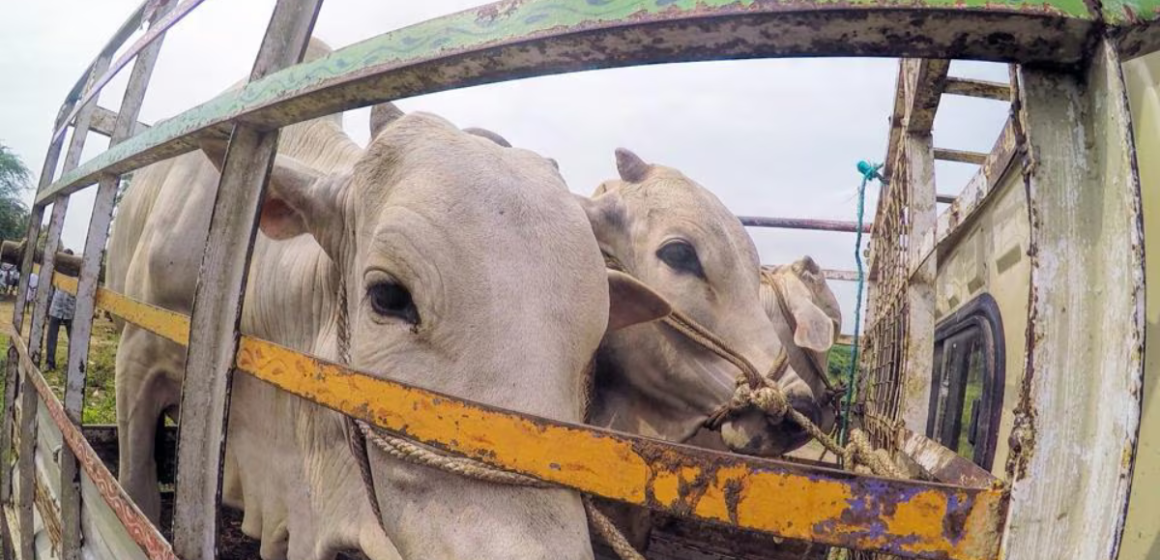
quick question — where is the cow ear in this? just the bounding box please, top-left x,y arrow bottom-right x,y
777,275 -> 836,353
197,139 -> 329,242
606,270 -> 671,331
574,191 -> 626,247
257,156 -> 328,241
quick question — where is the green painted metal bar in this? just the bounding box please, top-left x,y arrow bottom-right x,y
38,0 -> 1107,205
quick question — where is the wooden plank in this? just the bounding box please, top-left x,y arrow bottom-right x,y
934,147 -> 989,165
16,54 -> 113,559
1001,39 -> 1146,559
943,77 -> 1011,101
6,331 -> 176,560
90,106 -> 149,139
936,193 -> 957,203
170,2 -> 323,558
60,3 -> 176,559
14,356 -> 40,560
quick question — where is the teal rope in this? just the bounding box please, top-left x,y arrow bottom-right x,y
839,161 -> 881,448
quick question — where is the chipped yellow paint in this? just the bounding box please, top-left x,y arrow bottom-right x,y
66,278 -> 1005,558
54,274 -> 190,345
235,335 -> 1006,559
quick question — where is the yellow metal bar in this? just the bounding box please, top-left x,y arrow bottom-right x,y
60,276 -> 1006,559
54,275 -> 189,345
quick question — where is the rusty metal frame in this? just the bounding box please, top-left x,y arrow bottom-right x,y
32,0 -> 1160,209
12,0 -> 1159,558
171,2 -> 325,557
1000,39 -> 1146,559
47,275 -> 1007,560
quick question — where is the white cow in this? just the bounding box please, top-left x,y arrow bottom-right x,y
568,149 -> 841,551
577,149 -> 837,455
106,41 -> 669,560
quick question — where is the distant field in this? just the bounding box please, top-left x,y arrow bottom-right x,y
0,296 -> 120,425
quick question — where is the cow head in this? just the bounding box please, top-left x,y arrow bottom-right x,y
210,109 -> 668,559
578,148 -> 835,456
719,258 -> 843,456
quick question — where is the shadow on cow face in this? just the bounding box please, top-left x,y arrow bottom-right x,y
203,109 -> 670,560
579,148 -> 835,457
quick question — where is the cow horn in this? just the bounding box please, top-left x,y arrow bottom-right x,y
464,127 -> 513,148
615,148 -> 650,183
369,102 -> 405,139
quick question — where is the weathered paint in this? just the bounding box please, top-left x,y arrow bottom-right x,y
60,275 -> 1007,559
1117,48 -> 1160,560
54,275 -> 189,346
1000,39 -> 1145,559
911,119 -> 1020,280
37,0 -> 1105,206
4,330 -> 176,560
235,335 -> 1006,559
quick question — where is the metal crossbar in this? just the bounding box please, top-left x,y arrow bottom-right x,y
44,275 -> 1006,560
32,0 -> 1160,208
7,0 -> 1156,559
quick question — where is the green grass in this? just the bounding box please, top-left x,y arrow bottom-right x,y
0,298 -> 121,425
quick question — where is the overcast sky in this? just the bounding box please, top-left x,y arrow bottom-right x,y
0,1 -> 1011,334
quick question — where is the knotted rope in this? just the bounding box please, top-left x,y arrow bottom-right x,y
605,252 -> 900,478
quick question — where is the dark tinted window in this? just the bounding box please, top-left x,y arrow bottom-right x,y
927,294 -> 1005,470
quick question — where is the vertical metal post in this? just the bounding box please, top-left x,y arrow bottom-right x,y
59,3 -> 176,558
1001,39 -> 1146,559
10,52 -> 112,559
897,59 -> 945,436
171,2 -> 323,557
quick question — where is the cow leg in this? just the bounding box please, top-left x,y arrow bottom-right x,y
116,327 -> 181,523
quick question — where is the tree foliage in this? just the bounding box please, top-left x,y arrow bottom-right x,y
827,343 -> 854,386
0,143 -> 32,242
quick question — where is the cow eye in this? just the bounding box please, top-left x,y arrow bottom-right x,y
368,280 -> 420,325
657,240 -> 704,278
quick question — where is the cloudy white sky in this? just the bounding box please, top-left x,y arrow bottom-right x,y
0,1 -> 1011,334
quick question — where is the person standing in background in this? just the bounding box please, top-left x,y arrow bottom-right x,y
45,249 -> 76,371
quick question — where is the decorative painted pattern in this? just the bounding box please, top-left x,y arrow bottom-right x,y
5,330 -> 178,560
39,0 -> 1107,205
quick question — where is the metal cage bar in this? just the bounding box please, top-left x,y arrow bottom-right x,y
59,3 -> 177,558
170,1 -> 325,557
50,275 -> 1007,560
33,0 -> 1143,208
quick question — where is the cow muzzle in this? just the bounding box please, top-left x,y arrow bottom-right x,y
717,392 -> 824,457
